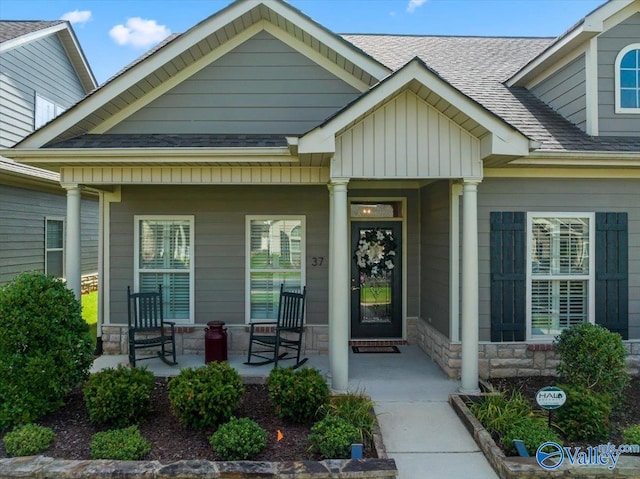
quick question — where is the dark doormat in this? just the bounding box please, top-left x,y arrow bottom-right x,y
352,345 -> 400,354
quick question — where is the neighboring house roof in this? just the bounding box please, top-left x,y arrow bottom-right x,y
0,158 -> 58,183
0,20 -> 97,93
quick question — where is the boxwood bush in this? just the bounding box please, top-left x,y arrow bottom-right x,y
90,426 -> 151,460
555,384 -> 612,442
209,417 -> 267,460
0,272 -> 94,430
2,424 -> 55,457
267,367 -> 330,423
83,365 -> 155,427
168,361 -> 244,430
555,322 -> 629,399
501,417 -> 562,456
308,416 -> 361,459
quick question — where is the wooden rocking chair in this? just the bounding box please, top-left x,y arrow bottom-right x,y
245,284 -> 307,368
127,285 -> 177,367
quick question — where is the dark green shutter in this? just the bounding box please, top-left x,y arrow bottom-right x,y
595,212 -> 628,339
490,212 -> 526,341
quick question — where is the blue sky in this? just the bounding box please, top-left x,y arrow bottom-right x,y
1,0 -> 605,85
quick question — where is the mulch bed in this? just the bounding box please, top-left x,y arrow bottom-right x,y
0,380 -> 377,462
487,376 -> 640,452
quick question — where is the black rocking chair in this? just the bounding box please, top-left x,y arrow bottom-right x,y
127,285 -> 177,367
245,284 -> 307,368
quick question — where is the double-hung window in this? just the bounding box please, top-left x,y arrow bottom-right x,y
615,44 -> 640,113
135,216 -> 194,323
246,216 -> 305,323
527,213 -> 595,338
45,217 -> 64,278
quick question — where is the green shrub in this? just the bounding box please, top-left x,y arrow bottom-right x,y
90,426 -> 151,460
209,417 -> 267,460
267,367 -> 330,423
323,390 -> 376,446
502,417 -> 562,456
2,424 -> 55,456
168,362 -> 244,430
0,272 -> 94,430
308,416 -> 361,459
623,424 -> 640,445
555,384 -> 612,442
469,390 -> 532,436
83,365 -> 155,427
555,322 -> 629,399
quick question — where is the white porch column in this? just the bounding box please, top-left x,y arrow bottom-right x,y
65,185 -> 82,300
327,184 -> 335,382
329,179 -> 349,392
460,180 -> 480,394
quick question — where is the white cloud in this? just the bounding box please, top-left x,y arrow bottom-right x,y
406,0 -> 428,13
109,17 -> 171,49
60,10 -> 92,25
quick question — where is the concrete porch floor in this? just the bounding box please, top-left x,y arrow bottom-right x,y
92,346 -> 498,479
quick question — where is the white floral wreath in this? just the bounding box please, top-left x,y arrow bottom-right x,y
354,229 -> 397,277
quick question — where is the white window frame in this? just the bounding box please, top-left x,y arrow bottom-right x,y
34,94 -> 65,129
526,212 -> 595,340
615,43 -> 640,114
45,217 -> 65,278
134,215 -> 195,324
245,215 -> 306,324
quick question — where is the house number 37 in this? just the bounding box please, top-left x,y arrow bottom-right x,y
311,257 -> 325,266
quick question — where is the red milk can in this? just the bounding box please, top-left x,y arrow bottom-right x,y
204,321 -> 228,363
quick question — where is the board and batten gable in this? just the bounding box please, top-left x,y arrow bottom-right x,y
107,31 -> 361,136
108,185 -> 330,327
333,91 -> 482,179
530,55 -> 587,132
598,12 -> 640,136
476,178 -> 640,341
0,34 -> 86,148
0,183 -> 99,284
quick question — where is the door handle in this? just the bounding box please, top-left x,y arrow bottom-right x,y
351,278 -> 360,291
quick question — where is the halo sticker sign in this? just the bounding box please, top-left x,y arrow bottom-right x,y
536,386 -> 566,410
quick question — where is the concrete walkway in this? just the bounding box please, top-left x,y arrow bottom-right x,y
92,345 -> 497,479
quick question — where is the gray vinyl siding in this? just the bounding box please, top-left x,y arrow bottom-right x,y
597,13 -> 640,137
108,31 -> 360,136
109,185 -> 330,326
0,184 -> 99,285
108,185 -> 421,332
419,181 -> 450,337
477,178 -> 640,340
531,55 -> 587,131
0,34 -> 85,148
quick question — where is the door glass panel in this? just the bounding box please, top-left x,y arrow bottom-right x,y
359,274 -> 393,324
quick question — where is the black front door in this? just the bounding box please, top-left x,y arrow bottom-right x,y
350,222 -> 402,339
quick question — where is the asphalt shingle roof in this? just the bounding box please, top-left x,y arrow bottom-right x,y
342,34 -> 640,153
0,21 -> 65,44
49,134 -> 289,149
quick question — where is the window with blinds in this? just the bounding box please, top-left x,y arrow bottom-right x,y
45,218 -> 64,278
528,214 -> 593,337
135,216 -> 193,322
246,216 -> 304,322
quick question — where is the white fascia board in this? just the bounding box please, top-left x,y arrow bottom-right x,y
508,0 -> 636,87
5,147 -> 298,164
57,25 -> 98,92
300,60 -> 530,157
510,150 -> 640,167
265,0 -> 390,82
0,23 -> 67,53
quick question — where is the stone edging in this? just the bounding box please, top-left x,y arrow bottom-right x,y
0,457 -> 397,478
449,394 -> 640,478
